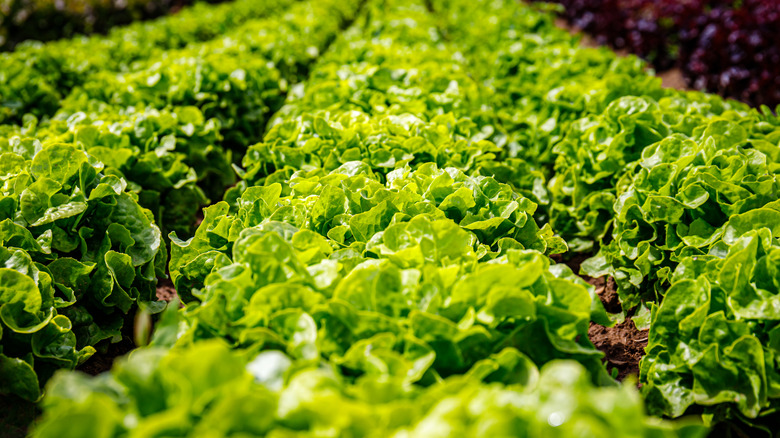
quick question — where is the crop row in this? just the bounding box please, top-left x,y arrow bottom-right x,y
437,0 -> 780,428
545,0 -> 780,108
0,0 -> 221,51
0,0 -> 778,435
0,0 -> 293,125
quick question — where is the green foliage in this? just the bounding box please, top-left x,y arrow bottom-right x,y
0,142 -> 165,400
0,0 -> 295,124
166,0 -> 593,384
1,107 -> 221,237
438,0 -> 780,423
582,112 -> 780,308
31,339 -> 706,438
641,229 -> 780,426
2,0 -> 363,239
0,0 -> 367,403
8,0 -> 780,432
170,162 -> 595,380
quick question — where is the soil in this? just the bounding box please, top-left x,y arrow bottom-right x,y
551,252 -> 648,381
591,276 -> 622,314
156,277 -> 179,302
659,68 -> 688,91
589,319 -> 649,381
586,271 -> 649,382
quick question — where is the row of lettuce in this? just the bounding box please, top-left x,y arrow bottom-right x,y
0,0 -> 294,125
0,0 -> 777,435
1,0 -> 221,51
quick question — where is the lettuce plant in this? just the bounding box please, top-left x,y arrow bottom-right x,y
642,229 -> 780,425
0,107 -> 222,238
172,162 -> 566,293
172,214 -> 606,381
583,114 -> 780,307
0,141 -> 165,400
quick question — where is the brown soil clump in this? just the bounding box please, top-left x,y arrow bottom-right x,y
589,319 -> 648,382
594,276 -> 621,314
156,277 -> 179,302
549,253 -> 647,381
